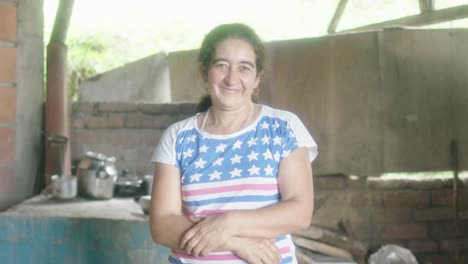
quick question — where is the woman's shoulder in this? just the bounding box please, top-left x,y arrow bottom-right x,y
261,105 -> 300,123
163,114 -> 198,135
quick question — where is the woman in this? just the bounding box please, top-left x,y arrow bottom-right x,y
150,23 -> 318,264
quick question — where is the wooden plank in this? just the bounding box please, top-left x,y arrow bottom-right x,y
293,225 -> 368,262
328,0 -> 349,33
342,4 -> 468,32
293,236 -> 355,261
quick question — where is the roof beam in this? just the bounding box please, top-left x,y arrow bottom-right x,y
419,0 -> 434,13
327,0 -> 349,33
341,4 -> 468,32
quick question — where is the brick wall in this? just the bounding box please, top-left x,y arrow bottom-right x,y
0,0 -> 17,207
71,102 -> 197,176
313,174 -> 468,264
72,102 -> 468,263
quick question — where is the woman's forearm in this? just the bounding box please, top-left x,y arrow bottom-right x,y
226,196 -> 313,239
150,213 -> 194,251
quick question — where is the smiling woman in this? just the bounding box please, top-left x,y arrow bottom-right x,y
149,23 -> 318,264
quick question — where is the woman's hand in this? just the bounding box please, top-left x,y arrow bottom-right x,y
180,215 -> 233,256
231,237 -> 281,264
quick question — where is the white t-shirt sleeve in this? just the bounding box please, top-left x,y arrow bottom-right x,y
289,114 -> 318,162
151,125 -> 177,167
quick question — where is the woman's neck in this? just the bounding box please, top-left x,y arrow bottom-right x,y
202,103 -> 256,134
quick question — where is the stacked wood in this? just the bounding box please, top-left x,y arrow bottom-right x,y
293,225 -> 368,264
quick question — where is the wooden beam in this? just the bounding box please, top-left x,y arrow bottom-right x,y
50,0 -> 75,43
419,0 -> 434,13
327,0 -> 349,33
341,4 -> 468,32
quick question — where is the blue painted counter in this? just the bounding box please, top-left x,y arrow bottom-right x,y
0,196 -> 170,264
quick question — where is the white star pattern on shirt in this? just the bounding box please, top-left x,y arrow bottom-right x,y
194,158 -> 207,168
230,154 -> 242,164
274,151 -> 281,162
183,148 -> 194,158
199,145 -> 209,153
261,135 -> 270,145
213,157 -> 224,166
264,165 -> 274,176
247,151 -> 259,161
248,165 -> 260,176
216,143 -> 227,153
273,136 -> 282,145
233,140 -> 243,149
171,115 -> 306,188
273,121 -> 280,129
209,170 -> 222,180
263,149 -> 273,160
190,173 -> 202,182
247,137 -> 257,147
230,168 -> 242,178
187,135 -> 197,143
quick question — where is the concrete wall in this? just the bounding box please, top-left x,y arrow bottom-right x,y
169,28 -> 468,175
79,52 -> 171,102
0,0 -> 43,211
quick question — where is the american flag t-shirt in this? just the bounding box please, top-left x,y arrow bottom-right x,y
152,105 -> 318,264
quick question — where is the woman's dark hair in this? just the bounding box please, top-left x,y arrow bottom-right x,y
198,23 -> 265,75
197,23 -> 265,112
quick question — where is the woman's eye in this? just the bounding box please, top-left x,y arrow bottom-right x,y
240,65 -> 252,72
215,63 -> 228,69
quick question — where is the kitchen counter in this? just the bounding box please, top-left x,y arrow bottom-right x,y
1,195 -> 147,221
0,195 -> 169,264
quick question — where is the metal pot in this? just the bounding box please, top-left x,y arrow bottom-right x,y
113,169 -> 145,197
77,151 -> 117,199
51,174 -> 77,199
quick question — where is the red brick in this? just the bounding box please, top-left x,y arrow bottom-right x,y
125,114 -> 176,129
0,47 -> 16,82
97,102 -> 139,113
414,208 -> 453,222
0,5 -> 16,42
381,223 -> 428,240
350,192 -> 371,207
0,87 -> 16,122
374,208 -> 413,223
0,126 -> 15,163
382,190 -> 430,208
408,240 -> 438,253
314,174 -> 347,189
440,238 -> 468,252
429,221 -> 468,238
431,189 -> 452,206
85,114 -> 124,129
71,116 -> 85,129
419,254 -> 468,264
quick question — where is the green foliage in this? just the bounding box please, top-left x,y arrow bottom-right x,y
65,34 -> 134,101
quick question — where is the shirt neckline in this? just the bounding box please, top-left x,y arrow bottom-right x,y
194,104 -> 265,139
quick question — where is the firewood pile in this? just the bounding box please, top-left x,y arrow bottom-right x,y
293,225 -> 368,264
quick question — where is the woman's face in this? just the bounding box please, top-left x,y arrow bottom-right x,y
205,38 -> 261,110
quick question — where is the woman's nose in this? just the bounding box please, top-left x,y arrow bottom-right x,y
224,68 -> 239,85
